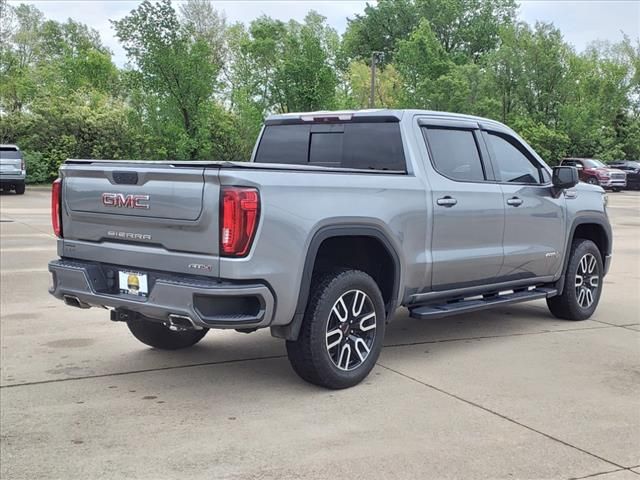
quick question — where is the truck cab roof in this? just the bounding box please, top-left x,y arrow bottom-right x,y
265,108 -> 508,131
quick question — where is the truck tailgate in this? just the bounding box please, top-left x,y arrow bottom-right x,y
61,163 -> 220,258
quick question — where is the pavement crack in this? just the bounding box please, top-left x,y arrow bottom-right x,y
383,324 -> 613,349
2,216 -> 55,237
590,319 -> 640,332
569,467 -> 640,479
377,362 -> 627,471
0,354 -> 287,389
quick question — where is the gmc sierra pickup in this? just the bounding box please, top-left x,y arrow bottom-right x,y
48,109 -> 612,389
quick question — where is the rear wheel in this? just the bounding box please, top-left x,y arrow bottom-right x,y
14,182 -> 25,195
286,269 -> 386,389
547,239 -> 603,320
127,318 -> 208,350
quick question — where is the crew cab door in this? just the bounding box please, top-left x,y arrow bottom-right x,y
420,120 -> 505,290
481,128 -> 565,279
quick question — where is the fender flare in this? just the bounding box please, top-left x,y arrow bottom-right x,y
556,215 -> 612,294
272,224 -> 402,341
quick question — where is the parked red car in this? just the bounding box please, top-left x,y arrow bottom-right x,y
560,158 -> 627,191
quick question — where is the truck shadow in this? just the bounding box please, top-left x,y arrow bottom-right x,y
97,301 -> 592,391
382,301 -> 580,348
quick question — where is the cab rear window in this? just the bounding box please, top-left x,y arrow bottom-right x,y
255,122 -> 406,171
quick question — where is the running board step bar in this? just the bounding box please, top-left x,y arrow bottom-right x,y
409,287 -> 558,320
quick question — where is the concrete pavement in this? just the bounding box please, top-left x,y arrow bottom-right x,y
1,187 -> 639,479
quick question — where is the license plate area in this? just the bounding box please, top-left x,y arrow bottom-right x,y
118,271 -> 149,297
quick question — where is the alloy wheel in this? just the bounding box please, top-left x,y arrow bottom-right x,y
325,289 -> 377,371
575,253 -> 599,309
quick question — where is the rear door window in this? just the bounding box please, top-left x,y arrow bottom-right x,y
422,127 -> 486,182
255,122 -> 406,171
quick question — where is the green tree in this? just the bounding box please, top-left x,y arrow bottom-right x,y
394,19 -> 452,107
1,91 -> 139,180
179,0 -> 227,70
2,0 -> 640,179
275,12 -> 339,112
0,2 -> 43,112
560,42 -> 633,158
340,61 -> 403,109
342,0 -> 418,64
225,11 -> 339,154
343,0 -> 516,64
113,0 -> 219,159
39,19 -> 119,94
511,117 -> 570,165
415,0 -> 516,62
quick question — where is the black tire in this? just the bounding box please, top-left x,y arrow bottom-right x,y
547,239 -> 603,320
127,318 -> 208,350
14,182 -> 25,194
587,177 -> 599,185
286,269 -> 386,389
612,188 -> 621,192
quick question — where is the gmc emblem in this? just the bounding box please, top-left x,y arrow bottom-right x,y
102,193 -> 150,209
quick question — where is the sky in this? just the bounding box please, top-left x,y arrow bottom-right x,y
11,0 -> 640,67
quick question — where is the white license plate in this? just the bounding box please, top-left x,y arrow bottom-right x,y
119,271 -> 149,297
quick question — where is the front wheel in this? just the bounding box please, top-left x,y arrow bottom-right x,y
547,239 -> 603,320
127,318 -> 208,350
587,177 -> 599,185
286,269 -> 386,389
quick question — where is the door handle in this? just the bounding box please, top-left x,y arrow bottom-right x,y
436,196 -> 457,207
506,196 -> 523,207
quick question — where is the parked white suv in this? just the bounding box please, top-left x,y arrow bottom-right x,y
0,145 -> 26,194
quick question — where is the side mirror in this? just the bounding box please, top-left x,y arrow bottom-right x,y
552,166 -> 579,190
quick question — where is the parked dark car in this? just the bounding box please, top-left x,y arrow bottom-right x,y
608,161 -> 640,190
560,158 -> 626,191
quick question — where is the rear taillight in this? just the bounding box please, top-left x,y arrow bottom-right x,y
51,178 -> 62,237
21,158 -> 25,172
220,186 -> 260,257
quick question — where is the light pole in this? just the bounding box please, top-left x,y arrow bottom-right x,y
369,51 -> 384,108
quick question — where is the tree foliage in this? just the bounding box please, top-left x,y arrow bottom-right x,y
0,0 -> 638,182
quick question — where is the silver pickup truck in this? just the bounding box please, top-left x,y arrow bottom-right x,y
48,109 -> 612,389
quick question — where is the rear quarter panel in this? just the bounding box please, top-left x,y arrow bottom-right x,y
217,168 -> 428,326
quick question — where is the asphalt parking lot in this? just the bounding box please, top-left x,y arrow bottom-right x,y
0,187 -> 638,480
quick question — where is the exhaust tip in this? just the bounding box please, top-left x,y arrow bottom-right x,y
63,295 -> 90,309
168,314 -> 201,331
